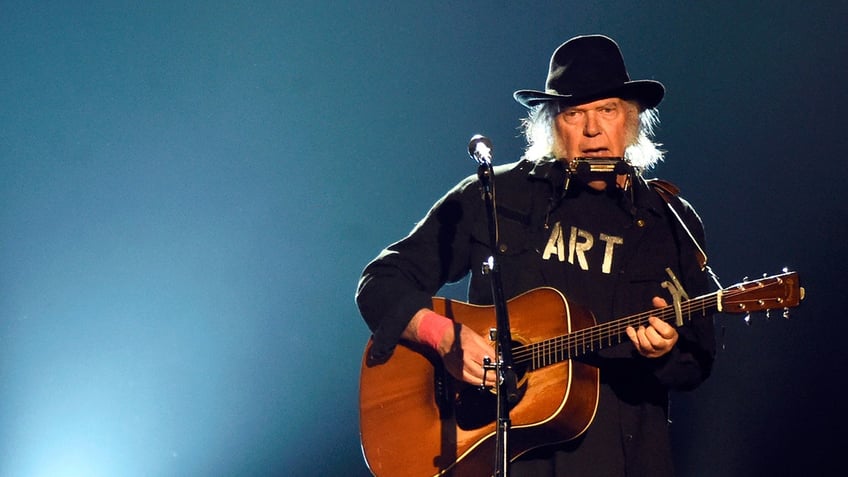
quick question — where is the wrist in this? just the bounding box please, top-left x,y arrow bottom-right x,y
417,310 -> 453,351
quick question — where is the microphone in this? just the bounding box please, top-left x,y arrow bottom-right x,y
468,134 -> 493,165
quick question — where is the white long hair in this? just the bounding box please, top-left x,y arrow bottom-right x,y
519,101 -> 665,170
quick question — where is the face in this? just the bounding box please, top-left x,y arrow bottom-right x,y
552,97 -> 639,190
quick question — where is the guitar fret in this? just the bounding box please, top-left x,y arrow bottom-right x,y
539,339 -> 546,368
559,335 -> 568,362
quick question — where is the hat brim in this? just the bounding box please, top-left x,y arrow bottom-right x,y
514,80 -> 665,110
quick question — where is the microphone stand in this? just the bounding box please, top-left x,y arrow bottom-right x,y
468,135 -> 518,477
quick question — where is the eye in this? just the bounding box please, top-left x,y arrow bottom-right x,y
561,109 -> 584,123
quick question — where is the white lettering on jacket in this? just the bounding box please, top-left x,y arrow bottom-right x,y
542,222 -> 623,274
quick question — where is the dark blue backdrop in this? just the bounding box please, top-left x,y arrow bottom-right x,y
2,1 -> 845,476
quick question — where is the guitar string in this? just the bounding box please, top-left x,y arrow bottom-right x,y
509,282 -> 785,368
509,295 -> 715,367
511,282 -> 785,367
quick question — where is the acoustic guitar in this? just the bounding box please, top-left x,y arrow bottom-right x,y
359,271 -> 804,477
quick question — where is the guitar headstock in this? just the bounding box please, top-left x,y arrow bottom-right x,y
719,271 -> 805,317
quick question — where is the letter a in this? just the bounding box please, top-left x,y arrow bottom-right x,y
542,222 -> 566,261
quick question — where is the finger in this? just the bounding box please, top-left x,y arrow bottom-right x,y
648,322 -> 675,343
466,361 -> 496,387
647,318 -> 673,339
643,325 -> 659,345
625,326 -> 637,344
637,328 -> 656,353
463,352 -> 495,385
626,326 -> 652,354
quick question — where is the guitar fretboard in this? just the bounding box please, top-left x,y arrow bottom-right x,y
512,293 -> 719,371
510,270 -> 801,371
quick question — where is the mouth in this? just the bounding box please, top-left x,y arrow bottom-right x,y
579,148 -> 611,157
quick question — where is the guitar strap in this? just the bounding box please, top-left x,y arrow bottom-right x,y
646,178 -> 708,271
647,178 -> 725,352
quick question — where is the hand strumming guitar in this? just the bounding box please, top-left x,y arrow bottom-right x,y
403,308 -> 498,387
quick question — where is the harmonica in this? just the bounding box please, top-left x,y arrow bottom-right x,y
568,157 -> 632,174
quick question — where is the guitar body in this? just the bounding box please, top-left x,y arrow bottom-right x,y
359,287 -> 600,477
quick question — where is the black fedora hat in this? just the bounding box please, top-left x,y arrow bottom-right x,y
514,34 -> 664,109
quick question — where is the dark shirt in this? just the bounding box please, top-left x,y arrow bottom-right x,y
356,157 -> 716,476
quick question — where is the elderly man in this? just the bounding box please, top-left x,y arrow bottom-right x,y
357,34 -> 716,477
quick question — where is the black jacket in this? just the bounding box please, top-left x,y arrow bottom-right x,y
356,157 -> 716,476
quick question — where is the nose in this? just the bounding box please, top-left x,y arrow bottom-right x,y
583,111 -> 601,137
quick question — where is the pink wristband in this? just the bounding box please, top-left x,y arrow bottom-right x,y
417,310 -> 453,350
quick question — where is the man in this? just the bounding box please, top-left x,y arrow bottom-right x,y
356,34 -> 716,477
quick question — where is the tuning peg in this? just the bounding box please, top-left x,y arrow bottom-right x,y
744,312 -> 751,325
783,308 -> 790,319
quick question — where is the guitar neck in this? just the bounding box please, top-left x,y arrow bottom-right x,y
515,270 -> 803,370
515,292 -> 718,370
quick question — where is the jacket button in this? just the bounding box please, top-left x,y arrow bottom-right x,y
499,244 -> 508,253
636,219 -> 646,227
